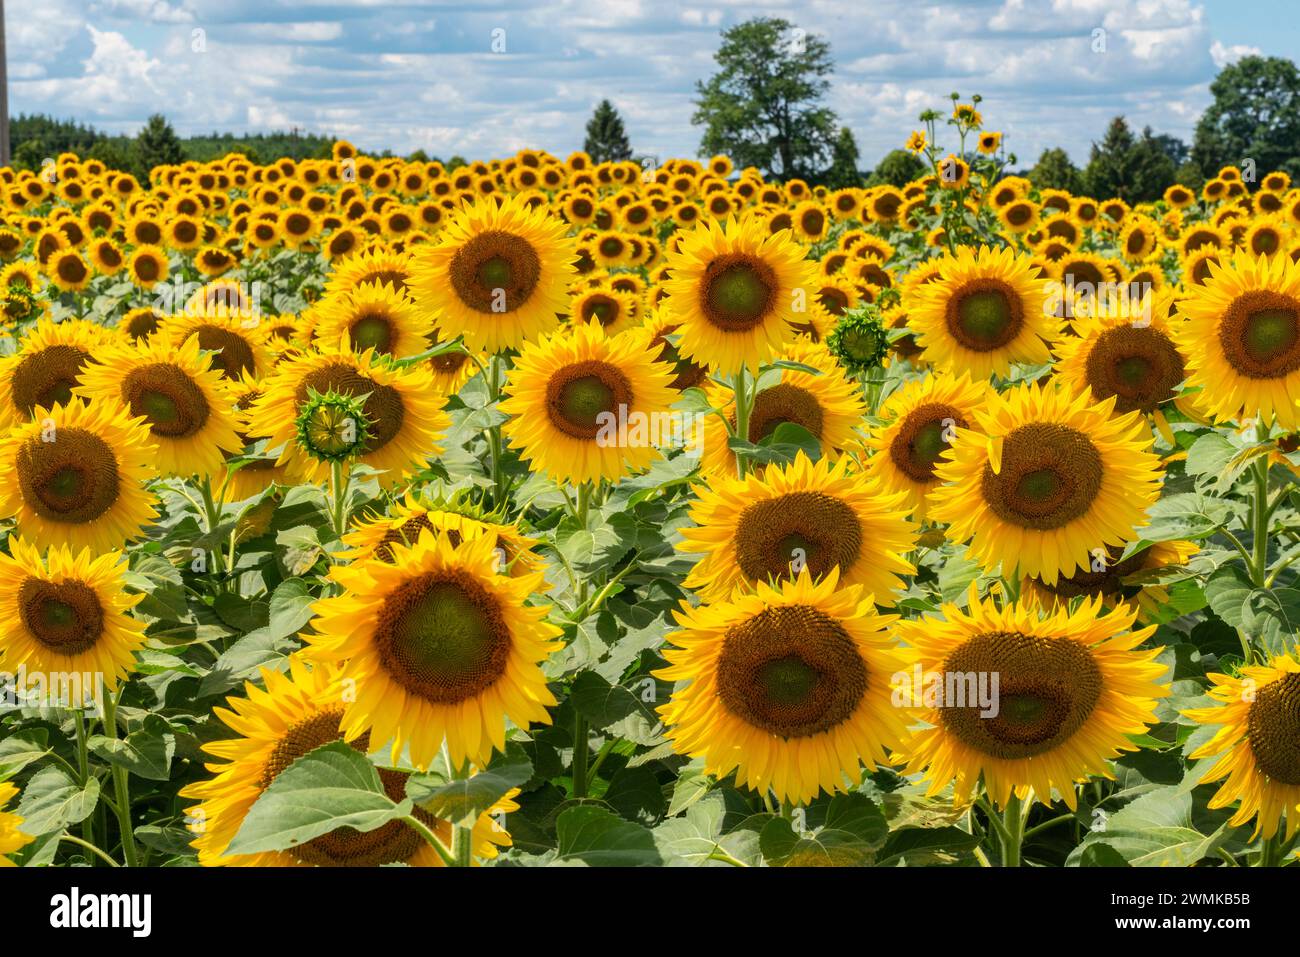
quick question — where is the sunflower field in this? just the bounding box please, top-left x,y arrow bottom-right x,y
1,98 -> 1299,873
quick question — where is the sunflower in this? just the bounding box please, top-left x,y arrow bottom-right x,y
1020,540 -> 1199,623
1185,652 -> 1300,840
119,307 -> 165,344
1175,252 -> 1300,430
0,536 -> 145,690
341,493 -> 544,579
893,592 -> 1168,809
907,244 -> 1056,379
313,281 -> 433,359
997,199 -> 1040,236
500,320 -> 677,485
641,311 -> 710,392
303,531 -> 561,770
662,216 -> 815,373
0,397 -> 158,552
656,568 -> 912,806
222,373 -> 300,502
180,656 -> 518,866
194,244 -> 237,277
1119,217 -> 1160,262
928,381 -> 1164,586
88,238 -> 125,275
167,310 -> 275,381
47,250 -> 91,292
570,286 -> 639,337
424,343 -> 484,395
409,195 -> 575,354
865,372 -> 991,521
1053,290 -> 1187,443
1242,216 -> 1290,259
679,452 -> 915,605
127,245 -> 169,289
0,318 -> 108,429
699,340 -> 866,477
246,336 -> 449,486
75,334 -> 243,480
0,783 -> 33,866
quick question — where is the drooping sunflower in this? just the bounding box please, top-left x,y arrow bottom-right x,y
409,195 -> 576,354
1053,290 -> 1187,443
341,492 -> 544,579
1175,252 -> 1300,430
661,216 -> 816,373
656,568 -> 912,806
700,340 -> 865,477
928,381 -> 1164,586
75,334 -> 243,480
893,592 -> 1168,809
167,310 -> 275,381
0,536 -> 145,690
313,281 -> 434,359
499,320 -> 677,485
679,452 -> 915,604
303,531 -> 562,770
1185,652 -> 1300,840
180,656 -> 518,866
0,398 -> 159,553
865,372 -> 991,521
247,336 -> 449,486
0,318 -> 109,430
1020,539 -> 1199,624
908,244 -> 1056,379
0,783 -> 33,866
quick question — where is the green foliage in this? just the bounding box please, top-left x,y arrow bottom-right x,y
132,114 -> 185,182
1028,147 -> 1083,194
821,126 -> 863,188
1193,55 -> 1300,181
583,99 -> 633,163
1084,117 -> 1178,202
692,17 -> 839,181
866,148 -> 925,188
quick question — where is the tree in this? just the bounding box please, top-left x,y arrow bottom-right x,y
87,137 -> 132,172
1029,147 -> 1083,193
1081,117 -> 1176,202
692,17 -> 838,181
1125,127 -> 1178,202
583,100 -> 632,164
132,113 -> 183,182
866,149 -> 924,188
1084,116 -> 1136,199
821,127 -> 861,188
1193,55 -> 1300,181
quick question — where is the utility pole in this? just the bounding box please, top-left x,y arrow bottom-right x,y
0,0 -> 9,167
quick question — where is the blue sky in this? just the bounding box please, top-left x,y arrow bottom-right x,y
7,0 -> 1297,168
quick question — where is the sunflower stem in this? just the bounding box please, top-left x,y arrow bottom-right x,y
1250,452 -> 1270,589
329,458 -> 352,542
1000,793 -> 1025,868
572,713 -> 589,799
403,815 -> 457,867
198,476 -> 225,577
487,355 -> 507,510
58,834 -> 120,868
103,689 -> 139,868
73,709 -> 96,853
732,365 -> 754,478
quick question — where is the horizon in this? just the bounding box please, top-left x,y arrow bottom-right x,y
9,0 -> 1298,168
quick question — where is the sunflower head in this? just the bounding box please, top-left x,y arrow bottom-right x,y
294,388 -> 373,462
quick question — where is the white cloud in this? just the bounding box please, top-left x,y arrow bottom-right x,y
1210,40 -> 1261,68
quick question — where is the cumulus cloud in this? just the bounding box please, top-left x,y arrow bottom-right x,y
1,0 -> 1273,167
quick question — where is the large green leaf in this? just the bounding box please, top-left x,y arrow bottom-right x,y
554,805 -> 662,866
226,742 -> 413,856
17,767 -> 100,836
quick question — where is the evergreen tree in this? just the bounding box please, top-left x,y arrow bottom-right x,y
865,149 -> 925,188
1029,147 -> 1083,194
821,127 -> 862,188
132,113 -> 184,182
584,100 -> 633,163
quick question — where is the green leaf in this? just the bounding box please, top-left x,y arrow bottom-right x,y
17,767 -> 101,836
876,825 -> 980,866
1080,843 -> 1130,867
1066,787 -> 1234,866
405,748 -> 533,829
759,815 -> 874,867
226,742 -> 413,856
88,715 -> 176,781
554,805 -> 662,866
0,728 -> 51,774
653,792 -> 759,865
1205,564 -> 1253,628
569,670 -> 660,731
